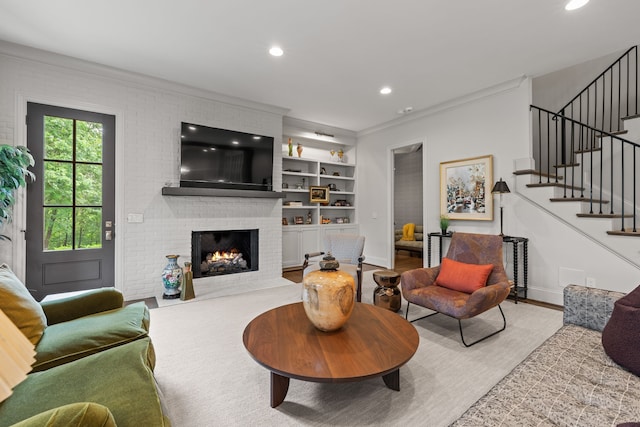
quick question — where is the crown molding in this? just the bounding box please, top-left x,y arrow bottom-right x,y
0,40 -> 290,117
357,76 -> 528,137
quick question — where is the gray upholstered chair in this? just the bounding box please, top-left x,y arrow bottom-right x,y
303,234 -> 365,302
401,232 -> 511,347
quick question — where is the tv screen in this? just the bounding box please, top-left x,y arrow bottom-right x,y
180,122 -> 274,191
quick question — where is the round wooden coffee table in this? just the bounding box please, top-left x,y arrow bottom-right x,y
242,302 -> 419,407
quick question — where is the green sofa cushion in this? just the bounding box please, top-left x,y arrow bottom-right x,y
0,264 -> 47,345
10,402 -> 116,427
0,337 -> 167,427
33,302 -> 151,372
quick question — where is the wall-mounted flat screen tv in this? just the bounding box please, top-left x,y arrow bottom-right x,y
180,122 -> 274,191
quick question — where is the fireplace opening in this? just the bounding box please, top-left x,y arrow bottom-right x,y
191,229 -> 258,278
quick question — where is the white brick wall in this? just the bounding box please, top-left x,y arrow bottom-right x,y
0,43 -> 285,300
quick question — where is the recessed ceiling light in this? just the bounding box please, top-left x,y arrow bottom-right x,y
380,87 -> 392,95
188,125 -> 197,131
269,46 -> 284,57
232,140 -> 239,145
565,0 -> 589,10
253,135 -> 261,140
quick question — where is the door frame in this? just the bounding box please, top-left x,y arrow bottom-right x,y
13,93 -> 125,293
386,138 -> 427,269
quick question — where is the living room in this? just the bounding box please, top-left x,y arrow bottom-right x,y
1,1 -> 640,426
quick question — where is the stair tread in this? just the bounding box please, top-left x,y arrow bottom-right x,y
606,229 -> 640,237
621,113 -> 640,121
527,183 -> 584,191
513,169 -> 562,179
575,147 -> 601,154
549,197 -> 609,204
596,130 -> 627,138
577,213 -> 634,218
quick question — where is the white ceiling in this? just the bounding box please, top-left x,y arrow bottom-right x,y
1,0 -> 640,132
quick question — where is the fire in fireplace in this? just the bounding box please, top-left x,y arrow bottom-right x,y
191,229 -> 259,278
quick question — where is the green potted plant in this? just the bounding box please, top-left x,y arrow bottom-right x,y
0,145 -> 35,240
439,214 -> 450,235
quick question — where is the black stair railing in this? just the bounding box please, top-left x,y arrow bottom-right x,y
531,105 -> 638,233
556,46 -> 638,165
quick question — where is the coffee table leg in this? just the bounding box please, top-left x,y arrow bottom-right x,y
270,372 -> 290,408
382,369 -> 400,391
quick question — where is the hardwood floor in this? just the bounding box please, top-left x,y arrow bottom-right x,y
282,252 -> 424,283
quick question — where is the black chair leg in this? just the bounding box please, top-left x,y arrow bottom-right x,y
405,301 -> 439,322
458,305 -> 507,347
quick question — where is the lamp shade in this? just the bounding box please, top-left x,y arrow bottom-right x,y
0,308 -> 35,402
491,178 -> 511,194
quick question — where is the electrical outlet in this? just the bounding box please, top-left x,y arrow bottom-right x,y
127,213 -> 144,223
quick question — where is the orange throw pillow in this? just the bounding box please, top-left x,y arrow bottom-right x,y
435,257 -> 494,294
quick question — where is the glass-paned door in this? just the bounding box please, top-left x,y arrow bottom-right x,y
26,103 -> 115,301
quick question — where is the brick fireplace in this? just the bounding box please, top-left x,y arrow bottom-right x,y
191,229 -> 259,278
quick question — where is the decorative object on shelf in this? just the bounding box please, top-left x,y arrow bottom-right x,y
180,262 -> 195,301
302,178 -> 306,188
372,270 -> 402,312
329,148 -> 336,161
321,217 -> 332,224
309,186 -> 330,203
491,177 -> 511,236
302,253 -> 355,331
297,143 -> 303,158
294,216 -> 304,224
282,217 -> 288,225
328,183 -> 337,191
282,182 -> 288,189
288,138 -> 293,157
440,154 -> 493,221
320,167 -> 326,175
332,171 -> 340,176
439,214 -> 450,234
337,149 -> 344,162
306,211 -> 312,224
162,255 -> 183,299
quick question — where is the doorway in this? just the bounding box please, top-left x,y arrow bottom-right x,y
392,143 -> 424,270
26,102 -> 116,300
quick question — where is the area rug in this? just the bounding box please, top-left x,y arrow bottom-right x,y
149,271 -> 563,426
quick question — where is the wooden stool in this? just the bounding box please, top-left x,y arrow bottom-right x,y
372,270 -> 402,312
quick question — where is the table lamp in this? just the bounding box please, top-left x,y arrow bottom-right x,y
491,178 -> 511,236
0,309 -> 36,402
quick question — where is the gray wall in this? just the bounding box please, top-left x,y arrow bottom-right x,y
394,150 -> 423,228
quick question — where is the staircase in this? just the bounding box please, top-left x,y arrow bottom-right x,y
516,46 -> 640,268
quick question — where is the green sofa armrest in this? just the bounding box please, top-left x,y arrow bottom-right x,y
10,402 -> 116,427
40,288 -> 124,325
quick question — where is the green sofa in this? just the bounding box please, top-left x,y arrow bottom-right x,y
0,264 -> 170,426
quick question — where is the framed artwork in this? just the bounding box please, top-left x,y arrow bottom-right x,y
294,216 -> 304,225
440,155 -> 493,221
309,186 -> 330,203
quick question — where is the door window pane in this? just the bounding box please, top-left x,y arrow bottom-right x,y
43,161 -> 73,205
75,208 -> 102,249
43,207 -> 72,251
75,164 -> 102,205
44,116 -> 73,161
76,120 -> 103,163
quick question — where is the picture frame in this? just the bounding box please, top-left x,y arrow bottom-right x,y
440,154 -> 493,221
309,186 -> 330,203
282,217 -> 288,225
294,216 -> 304,225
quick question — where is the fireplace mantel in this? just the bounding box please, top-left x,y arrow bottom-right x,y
162,187 -> 284,199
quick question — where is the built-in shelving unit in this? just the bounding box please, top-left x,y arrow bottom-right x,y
281,117 -> 358,268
